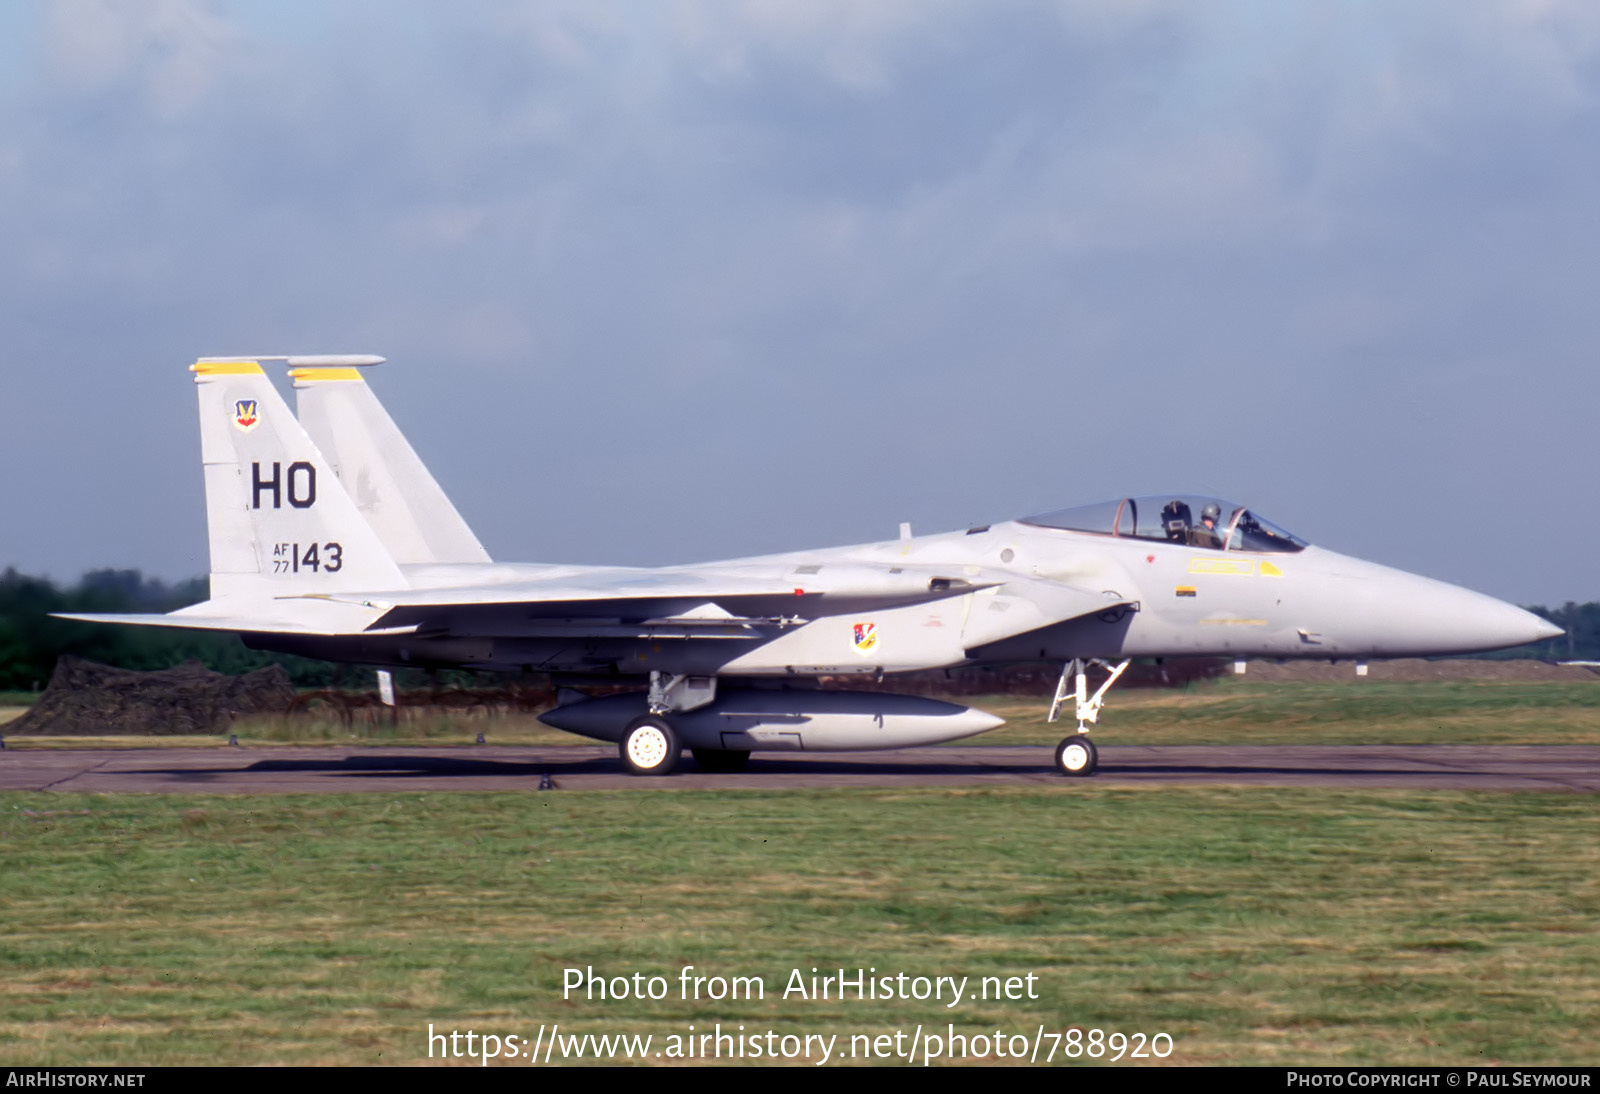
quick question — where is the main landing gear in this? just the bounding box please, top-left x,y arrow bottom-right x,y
620,716 -> 680,776
618,719 -> 751,774
620,672 -> 733,775
1047,658 -> 1130,778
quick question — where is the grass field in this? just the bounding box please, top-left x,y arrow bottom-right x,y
976,678 -> 1600,746
9,676 -> 1599,749
4,677 -> 1596,1066
1,785 -> 1597,1066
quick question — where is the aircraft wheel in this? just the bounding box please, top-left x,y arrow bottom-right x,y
620,716 -> 681,776
1055,734 -> 1098,777
692,748 -> 751,773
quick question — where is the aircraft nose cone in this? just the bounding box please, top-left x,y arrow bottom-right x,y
1382,580 -> 1562,656
1375,578 -> 1562,655
1307,551 -> 1563,656
1451,594 -> 1563,652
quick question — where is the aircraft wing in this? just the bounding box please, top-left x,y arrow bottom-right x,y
54,565 -> 1124,648
314,562 -> 1008,637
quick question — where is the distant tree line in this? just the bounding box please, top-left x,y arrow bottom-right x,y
1518,602 -> 1600,663
0,568 -> 367,690
0,567 -> 1594,692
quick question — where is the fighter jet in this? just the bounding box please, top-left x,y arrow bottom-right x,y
59,356 -> 1561,777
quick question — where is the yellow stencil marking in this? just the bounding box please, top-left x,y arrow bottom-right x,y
288,367 -> 365,382
1189,557 -> 1254,576
190,360 -> 264,376
1175,586 -> 1197,597
1258,561 -> 1284,577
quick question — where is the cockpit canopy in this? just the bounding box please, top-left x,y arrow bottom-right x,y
1020,496 -> 1308,553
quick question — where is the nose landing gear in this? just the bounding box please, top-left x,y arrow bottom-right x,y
1047,658 -> 1129,778
1055,734 -> 1099,777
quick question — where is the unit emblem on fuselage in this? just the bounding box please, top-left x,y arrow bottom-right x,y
853,622 -> 878,654
233,399 -> 260,432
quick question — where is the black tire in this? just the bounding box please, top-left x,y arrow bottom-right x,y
692,748 -> 751,773
1055,734 -> 1098,777
619,716 -> 681,776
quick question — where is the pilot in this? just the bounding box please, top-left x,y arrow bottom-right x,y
1188,503 -> 1224,549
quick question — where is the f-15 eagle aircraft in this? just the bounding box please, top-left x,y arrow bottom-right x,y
61,356 -> 1561,777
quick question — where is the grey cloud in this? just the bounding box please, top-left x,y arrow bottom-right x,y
2,1 -> 1598,605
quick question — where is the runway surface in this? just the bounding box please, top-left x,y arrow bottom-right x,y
3,744 -> 1600,793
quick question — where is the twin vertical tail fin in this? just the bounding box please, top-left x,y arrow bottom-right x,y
291,365 -> 491,565
192,358 -> 409,602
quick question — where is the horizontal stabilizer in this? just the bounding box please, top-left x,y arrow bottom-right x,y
51,602 -> 408,638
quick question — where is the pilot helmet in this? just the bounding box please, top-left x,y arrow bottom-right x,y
1201,503 -> 1221,524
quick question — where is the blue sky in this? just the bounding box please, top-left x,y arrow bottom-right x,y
3,1 -> 1598,605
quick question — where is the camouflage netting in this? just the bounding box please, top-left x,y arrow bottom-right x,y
6,656 -> 298,736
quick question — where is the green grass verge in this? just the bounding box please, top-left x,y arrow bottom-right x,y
233,712 -> 582,747
9,679 -> 1600,750
4,714 -> 587,749
974,679 -> 1600,746
1,787 -> 1596,1065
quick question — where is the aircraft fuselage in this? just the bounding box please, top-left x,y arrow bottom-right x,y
246,519 -> 1554,677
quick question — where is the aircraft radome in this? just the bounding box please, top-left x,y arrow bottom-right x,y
60,356 -> 1562,777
